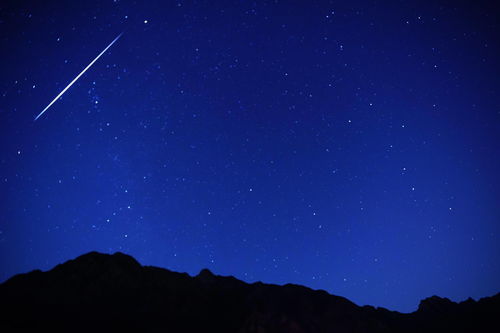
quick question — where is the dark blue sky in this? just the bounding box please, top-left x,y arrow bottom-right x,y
1,0 -> 499,312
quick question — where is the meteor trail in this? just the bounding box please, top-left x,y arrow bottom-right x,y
34,33 -> 123,121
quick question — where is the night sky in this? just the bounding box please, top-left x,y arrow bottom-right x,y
1,0 -> 499,313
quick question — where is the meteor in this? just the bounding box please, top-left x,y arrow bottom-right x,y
34,33 -> 123,121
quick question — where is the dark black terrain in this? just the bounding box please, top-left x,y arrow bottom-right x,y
0,252 -> 498,332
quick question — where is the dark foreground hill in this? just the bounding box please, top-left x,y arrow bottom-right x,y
0,252 -> 498,332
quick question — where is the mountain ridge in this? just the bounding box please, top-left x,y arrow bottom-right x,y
1,251 -> 498,332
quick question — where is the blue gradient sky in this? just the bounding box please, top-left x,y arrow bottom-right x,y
1,0 -> 499,312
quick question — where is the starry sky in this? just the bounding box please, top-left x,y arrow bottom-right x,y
1,0 -> 499,313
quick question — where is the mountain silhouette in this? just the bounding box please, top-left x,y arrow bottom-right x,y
0,251 -> 498,332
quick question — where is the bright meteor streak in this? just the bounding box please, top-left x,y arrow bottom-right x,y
34,33 -> 123,121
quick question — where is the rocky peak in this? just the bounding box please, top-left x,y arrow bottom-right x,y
196,268 -> 216,283
417,295 -> 456,314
